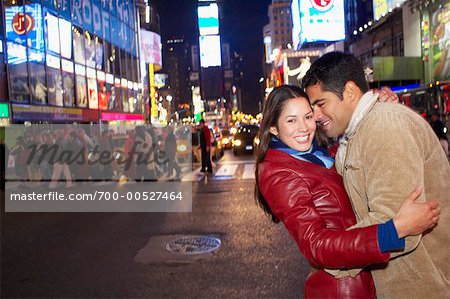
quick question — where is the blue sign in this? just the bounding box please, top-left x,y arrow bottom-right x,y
5,4 -> 44,51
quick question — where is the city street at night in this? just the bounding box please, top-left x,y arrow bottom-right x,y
1,0 -> 449,298
1,151 -> 309,298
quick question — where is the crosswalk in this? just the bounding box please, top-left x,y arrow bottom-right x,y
181,162 -> 255,182
4,162 -> 257,189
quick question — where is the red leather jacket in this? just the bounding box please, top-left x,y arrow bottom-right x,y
259,149 -> 390,298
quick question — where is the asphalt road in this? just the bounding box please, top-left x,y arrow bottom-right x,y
1,151 -> 310,298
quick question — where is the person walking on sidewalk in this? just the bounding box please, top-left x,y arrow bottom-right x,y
199,119 -> 212,173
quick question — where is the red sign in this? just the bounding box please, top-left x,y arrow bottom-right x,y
310,0 -> 334,12
12,12 -> 35,35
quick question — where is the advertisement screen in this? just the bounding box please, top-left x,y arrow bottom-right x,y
139,30 -> 162,66
5,4 -> 44,50
299,0 -> 345,43
430,3 -> 450,80
373,0 -> 406,21
198,3 -> 219,36
291,0 -> 301,50
46,13 -> 60,54
59,18 -> 72,59
199,35 -> 222,68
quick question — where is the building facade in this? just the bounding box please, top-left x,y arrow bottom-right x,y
267,0 -> 292,50
0,0 -> 145,124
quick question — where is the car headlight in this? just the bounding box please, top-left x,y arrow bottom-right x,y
177,144 -> 188,152
222,138 -> 229,144
234,139 -> 242,147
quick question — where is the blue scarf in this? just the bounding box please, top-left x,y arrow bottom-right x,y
269,136 -> 334,169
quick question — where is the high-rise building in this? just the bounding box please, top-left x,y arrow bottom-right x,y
162,38 -> 191,117
267,0 -> 292,50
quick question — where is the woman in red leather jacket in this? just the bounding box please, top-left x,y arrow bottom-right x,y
255,85 -> 440,298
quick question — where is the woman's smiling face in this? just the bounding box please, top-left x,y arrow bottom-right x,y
270,96 -> 316,152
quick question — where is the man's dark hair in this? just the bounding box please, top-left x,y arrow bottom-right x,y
302,52 -> 369,100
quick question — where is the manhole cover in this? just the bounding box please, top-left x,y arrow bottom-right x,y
166,235 -> 221,255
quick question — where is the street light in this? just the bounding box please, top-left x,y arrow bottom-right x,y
259,77 -> 264,83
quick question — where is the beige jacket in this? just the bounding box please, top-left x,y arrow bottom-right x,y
336,103 -> 450,298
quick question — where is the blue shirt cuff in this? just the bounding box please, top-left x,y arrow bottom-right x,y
377,219 -> 406,253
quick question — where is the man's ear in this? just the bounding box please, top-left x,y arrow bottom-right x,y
343,81 -> 360,103
269,127 -> 278,136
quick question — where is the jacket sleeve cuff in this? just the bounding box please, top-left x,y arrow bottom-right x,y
377,219 -> 406,253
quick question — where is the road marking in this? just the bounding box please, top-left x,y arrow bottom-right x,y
215,164 -> 239,177
242,164 -> 255,180
182,167 -> 204,182
218,160 -> 254,165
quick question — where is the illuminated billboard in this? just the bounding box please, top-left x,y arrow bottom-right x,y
373,0 -> 406,21
198,3 -> 219,36
140,29 -> 162,66
299,0 -> 345,43
5,4 -> 44,50
291,0 -> 301,50
199,35 -> 222,68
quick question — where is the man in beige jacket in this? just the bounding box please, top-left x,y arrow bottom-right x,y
303,52 -> 449,298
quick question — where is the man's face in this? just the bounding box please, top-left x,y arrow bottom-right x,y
306,84 -> 354,138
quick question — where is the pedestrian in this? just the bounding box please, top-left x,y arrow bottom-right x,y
164,126 -> 181,180
134,126 -> 156,182
255,85 -> 441,298
429,112 -> 449,156
122,129 -> 136,180
199,119 -> 212,173
10,136 -> 29,185
303,52 -> 450,298
49,129 -> 73,189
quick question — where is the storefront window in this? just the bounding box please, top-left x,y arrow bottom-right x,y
29,62 -> 47,105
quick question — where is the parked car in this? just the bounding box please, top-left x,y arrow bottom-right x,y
233,124 -> 259,155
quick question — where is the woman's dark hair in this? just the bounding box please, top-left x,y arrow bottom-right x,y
254,85 -> 311,223
302,51 -> 369,100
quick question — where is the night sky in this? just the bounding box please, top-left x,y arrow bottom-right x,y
154,0 -> 272,115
